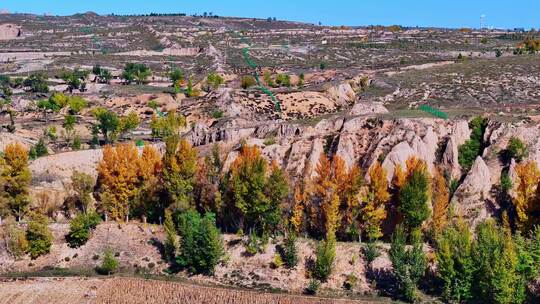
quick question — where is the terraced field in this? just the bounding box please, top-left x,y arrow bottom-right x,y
0,277 -> 390,304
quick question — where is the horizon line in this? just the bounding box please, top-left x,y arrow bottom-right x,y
1,10 -> 536,31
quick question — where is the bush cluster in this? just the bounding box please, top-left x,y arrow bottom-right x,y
67,212 -> 101,248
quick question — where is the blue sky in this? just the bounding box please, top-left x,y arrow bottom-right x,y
2,0 -> 539,29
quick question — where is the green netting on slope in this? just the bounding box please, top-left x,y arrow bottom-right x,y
156,109 -> 165,117
234,31 -> 281,112
242,48 -> 257,69
418,105 -> 448,119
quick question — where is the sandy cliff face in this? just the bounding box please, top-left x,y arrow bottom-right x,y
19,111 -> 540,227
187,116 -> 539,225
0,23 -> 21,40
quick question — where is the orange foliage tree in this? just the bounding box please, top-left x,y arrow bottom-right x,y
513,160 -> 540,231
97,144 -> 140,221
309,154 -> 363,239
430,166 -> 450,238
289,163 -> 312,234
97,143 -> 163,221
133,145 -> 163,221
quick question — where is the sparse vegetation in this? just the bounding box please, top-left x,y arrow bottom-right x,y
240,75 -> 257,89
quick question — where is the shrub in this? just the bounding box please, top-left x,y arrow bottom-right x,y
31,138 -> 48,159
500,172 -> 512,194
312,236 -> 336,282
449,178 -> 459,197
245,232 -> 264,255
343,273 -> 358,290
23,73 -> 49,93
363,241 -> 380,266
1,218 -> 28,260
275,74 -> 291,87
271,253 -> 283,268
206,72 -> 224,90
240,75 -> 256,89
211,110 -> 223,119
67,212 -> 101,248
389,226 -> 427,302
163,210 -> 178,263
263,71 -> 275,87
305,279 -> 320,295
506,137 -> 528,162
71,136 -> 81,150
458,116 -> 488,172
26,213 -> 53,259
169,68 -> 184,86
263,137 -> 276,146
298,73 -> 305,87
176,211 -> 223,275
280,233 -> 299,268
97,248 -> 119,275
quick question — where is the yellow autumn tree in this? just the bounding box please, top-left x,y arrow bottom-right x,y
338,162 -> 363,238
310,153 -> 335,236
162,136 -> 198,211
97,144 -> 140,221
392,164 -> 407,190
324,192 -> 340,236
133,145 -> 163,222
138,145 -> 162,181
514,160 -> 540,231
290,163 -> 312,234
360,161 -> 390,240
291,184 -> 305,233
308,154 -> 363,238
430,166 -> 450,237
1,142 -> 32,221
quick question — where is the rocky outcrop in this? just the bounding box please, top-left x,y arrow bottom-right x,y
451,156 -> 493,226
326,82 -> 356,106
381,141 -> 417,183
442,120 -> 471,179
0,24 -> 21,40
350,101 -> 388,116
